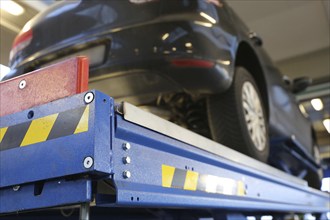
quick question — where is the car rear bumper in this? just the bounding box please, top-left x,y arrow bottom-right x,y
90,20 -> 236,97
6,20 -> 236,97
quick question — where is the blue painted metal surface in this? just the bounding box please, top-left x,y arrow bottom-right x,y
0,90 -> 112,188
110,116 -> 329,213
324,166 -> 330,178
0,91 -> 112,214
0,179 -> 92,214
0,90 -> 329,217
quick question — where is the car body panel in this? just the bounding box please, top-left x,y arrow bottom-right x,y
4,0 -> 317,173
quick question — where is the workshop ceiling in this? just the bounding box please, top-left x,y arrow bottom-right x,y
228,0 -> 329,62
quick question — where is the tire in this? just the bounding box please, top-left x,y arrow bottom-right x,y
305,169 -> 323,190
305,145 -> 323,189
207,67 -> 269,162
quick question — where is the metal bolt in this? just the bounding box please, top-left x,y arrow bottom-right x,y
83,156 -> 94,169
19,80 -> 26,89
123,156 -> 131,164
122,142 -> 131,151
13,185 -> 20,191
123,170 -> 131,179
84,92 -> 94,104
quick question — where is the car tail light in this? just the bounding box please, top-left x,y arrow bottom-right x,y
9,29 -> 33,62
171,59 -> 215,68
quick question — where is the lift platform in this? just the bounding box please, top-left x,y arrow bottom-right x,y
0,58 -> 329,220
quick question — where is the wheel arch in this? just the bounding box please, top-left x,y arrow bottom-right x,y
234,41 -> 270,119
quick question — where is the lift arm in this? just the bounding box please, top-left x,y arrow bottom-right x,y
0,58 -> 329,218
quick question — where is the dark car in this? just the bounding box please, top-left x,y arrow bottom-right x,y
4,0 -> 322,188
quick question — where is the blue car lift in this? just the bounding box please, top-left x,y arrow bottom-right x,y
0,59 -> 329,220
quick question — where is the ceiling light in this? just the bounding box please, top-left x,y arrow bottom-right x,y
323,119 -> 330,134
303,214 -> 316,220
322,177 -> 330,192
311,98 -> 323,111
194,21 -> 213,27
0,64 -> 10,80
217,60 -> 231,66
22,20 -> 32,33
200,12 -> 216,24
161,33 -> 169,41
261,216 -> 273,220
299,104 -> 308,117
185,42 -> 192,48
0,0 -> 25,16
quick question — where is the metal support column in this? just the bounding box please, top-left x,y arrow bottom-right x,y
79,203 -> 90,220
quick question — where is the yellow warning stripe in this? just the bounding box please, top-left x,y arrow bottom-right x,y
183,170 -> 199,191
0,105 -> 90,151
162,164 -> 246,196
162,164 -> 175,188
0,127 -> 8,142
237,180 -> 245,196
21,113 -> 59,147
74,105 -> 89,134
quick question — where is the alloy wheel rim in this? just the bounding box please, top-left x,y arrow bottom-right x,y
242,81 -> 267,151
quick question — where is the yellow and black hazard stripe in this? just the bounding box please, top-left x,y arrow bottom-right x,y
162,164 -> 246,196
0,105 -> 89,151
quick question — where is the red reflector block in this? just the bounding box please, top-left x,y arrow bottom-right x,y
0,56 -> 89,117
171,59 -> 215,68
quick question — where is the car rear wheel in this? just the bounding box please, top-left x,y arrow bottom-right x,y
305,145 -> 323,189
207,67 -> 269,162
305,169 -> 323,190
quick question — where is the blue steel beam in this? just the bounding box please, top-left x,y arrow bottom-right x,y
0,179 -> 92,214
0,91 -> 112,214
0,91 -> 112,188
0,90 -> 329,216
109,115 -> 329,213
